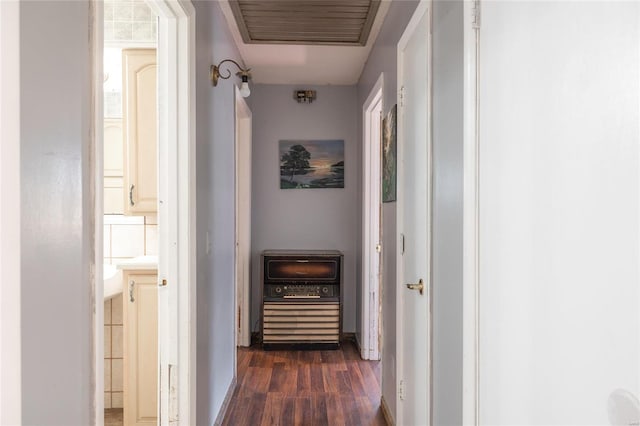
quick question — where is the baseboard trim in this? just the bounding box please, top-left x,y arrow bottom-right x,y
354,333 -> 363,354
380,395 -> 395,426
342,332 -> 356,342
213,376 -> 237,426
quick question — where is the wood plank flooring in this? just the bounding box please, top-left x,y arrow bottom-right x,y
222,340 -> 386,426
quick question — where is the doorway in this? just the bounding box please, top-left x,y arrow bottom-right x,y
361,74 -> 384,361
92,1 -> 196,425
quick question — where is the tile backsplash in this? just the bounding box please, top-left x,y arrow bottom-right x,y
104,214 -> 158,264
103,213 -> 156,408
104,294 -> 123,409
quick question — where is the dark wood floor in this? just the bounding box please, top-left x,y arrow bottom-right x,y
221,340 -> 386,426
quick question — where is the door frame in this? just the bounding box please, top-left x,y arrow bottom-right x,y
91,1 -> 196,425
396,0 -> 433,424
234,87 -> 252,349
361,73 -> 384,361
0,2 -> 22,424
462,0 -> 480,424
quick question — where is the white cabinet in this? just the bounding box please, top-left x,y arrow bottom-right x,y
122,271 -> 157,426
122,48 -> 157,215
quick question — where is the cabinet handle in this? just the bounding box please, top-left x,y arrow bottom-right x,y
129,280 -> 135,302
129,184 -> 135,206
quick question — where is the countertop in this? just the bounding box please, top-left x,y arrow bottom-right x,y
115,255 -> 158,271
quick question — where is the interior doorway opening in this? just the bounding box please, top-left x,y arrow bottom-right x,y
92,1 -> 196,425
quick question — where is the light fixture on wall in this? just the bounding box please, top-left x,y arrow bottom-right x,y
294,90 -> 316,103
210,59 -> 251,98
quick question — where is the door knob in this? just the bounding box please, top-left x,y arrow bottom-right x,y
406,279 -> 424,295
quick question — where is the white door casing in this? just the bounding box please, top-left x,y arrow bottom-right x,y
462,0 -> 480,423
361,73 -> 384,361
235,87 -> 252,348
396,1 -> 432,425
0,1 -> 22,424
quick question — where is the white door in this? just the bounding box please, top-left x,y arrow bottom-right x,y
235,88 -> 252,348
475,2 -> 640,424
397,2 -> 431,425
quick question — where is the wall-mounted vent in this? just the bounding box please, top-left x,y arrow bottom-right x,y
228,0 -> 381,46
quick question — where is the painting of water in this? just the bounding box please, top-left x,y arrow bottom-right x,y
279,140 -> 344,189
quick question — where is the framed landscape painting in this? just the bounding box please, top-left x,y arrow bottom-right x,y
382,105 -> 397,202
279,140 -> 344,189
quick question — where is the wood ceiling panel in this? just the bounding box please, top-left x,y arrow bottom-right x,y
229,0 -> 381,46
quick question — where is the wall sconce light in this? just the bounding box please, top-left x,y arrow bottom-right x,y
294,90 -> 316,103
210,59 -> 251,98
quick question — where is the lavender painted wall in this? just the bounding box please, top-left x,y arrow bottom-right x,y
250,84 -> 359,332
357,1 -> 419,419
194,1 -> 246,423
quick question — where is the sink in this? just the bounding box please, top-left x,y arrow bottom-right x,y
104,263 -> 123,300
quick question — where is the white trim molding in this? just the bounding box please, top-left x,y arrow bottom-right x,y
0,1 -> 22,424
462,0 -> 480,424
361,72 -> 384,361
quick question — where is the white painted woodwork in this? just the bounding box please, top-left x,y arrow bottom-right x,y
123,271 -> 158,426
476,2 -> 640,424
122,48 -> 157,215
147,2 -> 197,424
235,88 -> 252,348
361,73 -> 383,361
396,2 -> 431,425
0,1 -> 22,423
462,1 -> 479,423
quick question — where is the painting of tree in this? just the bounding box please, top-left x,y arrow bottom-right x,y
280,144 -> 311,182
279,140 -> 344,189
382,105 -> 397,202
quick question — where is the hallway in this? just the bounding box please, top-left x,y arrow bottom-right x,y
221,340 -> 387,425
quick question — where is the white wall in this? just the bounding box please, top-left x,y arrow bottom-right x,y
0,1 -> 21,424
357,0 -> 418,419
250,84 -> 358,332
18,1 -> 94,424
194,1 -> 244,423
432,1 -> 464,425
478,2 -> 640,424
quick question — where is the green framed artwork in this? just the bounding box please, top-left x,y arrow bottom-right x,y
382,104 -> 397,202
